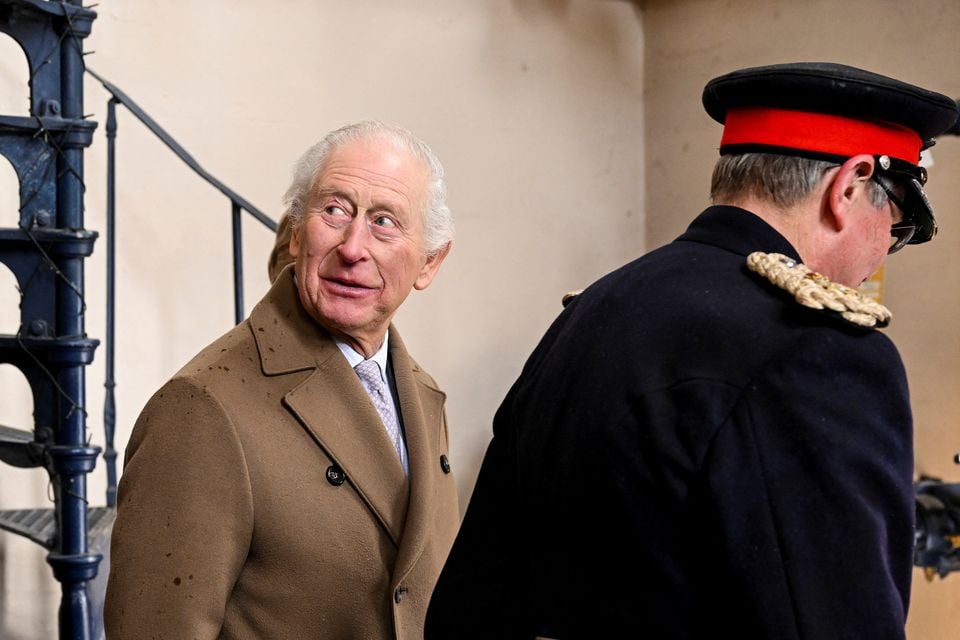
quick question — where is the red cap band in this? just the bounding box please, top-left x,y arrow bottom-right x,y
720,107 -> 922,163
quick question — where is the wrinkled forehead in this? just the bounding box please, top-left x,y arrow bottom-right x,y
323,133 -> 429,177
323,135 -> 425,181
310,135 -> 431,214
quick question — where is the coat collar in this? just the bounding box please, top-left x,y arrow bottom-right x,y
250,266 -> 447,564
249,265 -> 340,375
676,205 -> 802,262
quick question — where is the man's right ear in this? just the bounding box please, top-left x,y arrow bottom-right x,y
826,154 -> 876,232
289,222 -> 301,258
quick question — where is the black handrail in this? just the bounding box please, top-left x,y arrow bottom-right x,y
87,69 -> 277,507
86,68 -> 277,233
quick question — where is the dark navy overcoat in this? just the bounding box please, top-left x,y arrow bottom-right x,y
427,206 -> 914,639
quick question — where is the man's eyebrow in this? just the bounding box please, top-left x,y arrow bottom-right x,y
312,186 -> 354,200
311,185 -> 406,213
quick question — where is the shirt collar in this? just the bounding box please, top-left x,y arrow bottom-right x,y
336,330 -> 390,382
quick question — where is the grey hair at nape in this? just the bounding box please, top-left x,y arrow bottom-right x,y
710,152 -> 888,210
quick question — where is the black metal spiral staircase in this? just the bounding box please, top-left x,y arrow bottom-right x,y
0,1 -> 102,638
0,1 -> 275,637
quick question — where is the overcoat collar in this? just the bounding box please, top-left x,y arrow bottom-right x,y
249,266 -> 446,569
677,205 -> 802,262
249,266 -> 338,376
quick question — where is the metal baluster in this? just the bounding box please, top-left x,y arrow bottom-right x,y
103,97 -> 118,508
232,201 -> 244,324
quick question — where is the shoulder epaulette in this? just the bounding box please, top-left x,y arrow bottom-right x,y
746,251 -> 891,328
561,289 -> 583,308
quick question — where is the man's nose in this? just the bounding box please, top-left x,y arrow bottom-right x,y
338,216 -> 369,262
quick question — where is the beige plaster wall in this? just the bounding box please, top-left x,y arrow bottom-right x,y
3,0 -> 957,637
83,0 -> 646,509
0,1 -> 644,636
641,0 -> 960,636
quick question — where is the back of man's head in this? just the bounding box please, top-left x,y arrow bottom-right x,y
710,152 -> 838,211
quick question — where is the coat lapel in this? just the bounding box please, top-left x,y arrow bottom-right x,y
250,267 -> 410,545
388,331 -> 447,582
285,362 -> 410,545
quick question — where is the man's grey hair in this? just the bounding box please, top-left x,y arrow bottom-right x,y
710,152 -> 887,210
282,120 -> 454,255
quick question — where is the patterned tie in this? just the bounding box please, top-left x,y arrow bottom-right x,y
354,360 -> 409,475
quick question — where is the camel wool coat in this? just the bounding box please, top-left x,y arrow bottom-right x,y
105,266 -> 460,639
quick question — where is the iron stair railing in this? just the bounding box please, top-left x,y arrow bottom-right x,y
85,69 -> 277,509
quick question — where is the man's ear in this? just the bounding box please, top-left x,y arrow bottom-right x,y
414,242 -> 451,291
826,154 -> 876,231
289,222 -> 301,258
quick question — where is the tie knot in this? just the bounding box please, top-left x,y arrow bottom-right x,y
355,360 -> 384,392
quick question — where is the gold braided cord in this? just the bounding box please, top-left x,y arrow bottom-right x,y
746,252 -> 892,328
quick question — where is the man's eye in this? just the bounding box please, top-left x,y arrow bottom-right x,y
373,215 -> 396,228
325,205 -> 347,217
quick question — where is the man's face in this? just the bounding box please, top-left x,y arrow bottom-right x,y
840,179 -> 902,287
290,135 -> 447,354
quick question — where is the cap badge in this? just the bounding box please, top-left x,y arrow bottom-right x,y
746,252 -> 891,328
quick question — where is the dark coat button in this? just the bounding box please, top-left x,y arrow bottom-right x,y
440,454 -> 451,474
394,586 -> 408,603
326,465 -> 345,486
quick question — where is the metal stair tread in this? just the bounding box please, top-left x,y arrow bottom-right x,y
0,334 -> 100,365
3,0 -> 97,20
0,114 -> 97,133
0,227 -> 98,242
0,423 -> 42,468
0,423 -> 32,444
0,506 -> 115,549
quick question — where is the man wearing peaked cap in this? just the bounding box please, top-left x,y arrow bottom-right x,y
426,63 -> 959,639
702,62 -> 958,258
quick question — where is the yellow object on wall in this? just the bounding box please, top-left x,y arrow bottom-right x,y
858,264 -> 885,304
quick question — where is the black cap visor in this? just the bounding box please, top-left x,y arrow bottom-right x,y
873,154 -> 936,248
